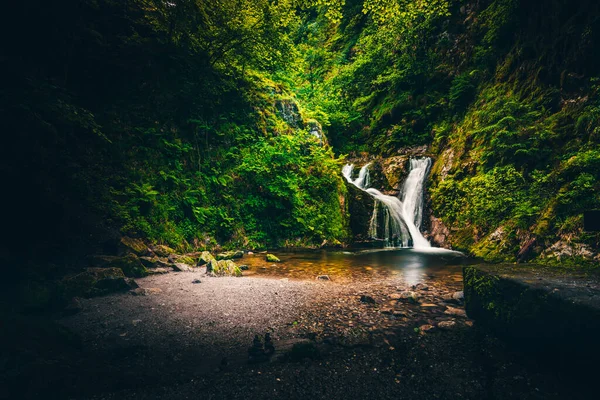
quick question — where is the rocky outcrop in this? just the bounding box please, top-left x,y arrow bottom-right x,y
275,98 -> 302,128
152,245 -> 176,257
62,267 -> 138,298
89,254 -> 148,277
119,237 -> 149,256
464,264 -> 600,368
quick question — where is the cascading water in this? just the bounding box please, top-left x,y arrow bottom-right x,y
342,158 -> 432,248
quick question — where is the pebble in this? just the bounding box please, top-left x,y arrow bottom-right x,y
437,320 -> 457,330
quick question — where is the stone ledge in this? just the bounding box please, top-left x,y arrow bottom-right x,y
464,264 -> 600,360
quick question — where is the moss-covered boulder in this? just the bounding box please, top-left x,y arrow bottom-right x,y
197,251 -> 216,266
62,267 -> 137,298
139,256 -> 159,269
206,259 -> 242,277
216,250 -> 244,260
109,254 -> 149,277
119,236 -> 148,256
168,254 -> 197,265
152,244 -> 176,257
266,253 -> 281,262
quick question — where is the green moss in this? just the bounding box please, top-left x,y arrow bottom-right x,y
266,253 -> 281,262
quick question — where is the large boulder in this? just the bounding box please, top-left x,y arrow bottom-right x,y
88,254 -> 148,277
197,251 -> 216,266
62,267 -> 137,298
107,254 -> 148,278
206,259 -> 242,277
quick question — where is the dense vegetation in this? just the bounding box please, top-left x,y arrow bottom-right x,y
3,0 -> 599,280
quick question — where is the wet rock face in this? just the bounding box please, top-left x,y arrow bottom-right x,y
275,99 -> 302,128
379,156 -> 410,191
427,215 -> 451,248
344,180 -> 374,240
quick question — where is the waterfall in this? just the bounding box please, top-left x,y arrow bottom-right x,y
343,158 -> 432,249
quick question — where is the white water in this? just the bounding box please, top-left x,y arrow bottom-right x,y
342,158 -> 432,249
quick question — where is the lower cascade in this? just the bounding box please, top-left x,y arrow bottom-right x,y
342,158 -> 432,248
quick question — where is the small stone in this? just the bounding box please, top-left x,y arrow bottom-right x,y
399,291 -> 419,304
392,310 -> 407,317
437,320 -> 457,330
360,295 -> 376,304
419,324 -> 435,333
444,307 -> 466,317
317,275 -> 330,281
389,293 -> 402,300
452,291 -> 464,301
380,308 -> 393,314
192,279 -> 202,284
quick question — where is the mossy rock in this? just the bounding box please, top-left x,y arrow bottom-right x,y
153,244 -> 176,257
206,259 -> 242,277
62,267 -> 136,298
119,236 -> 148,256
169,254 -> 196,265
216,250 -> 244,260
266,253 -> 281,262
139,256 -> 159,269
197,251 -> 216,266
108,254 -> 149,278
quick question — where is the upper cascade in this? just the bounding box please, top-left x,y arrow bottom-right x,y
342,158 -> 432,248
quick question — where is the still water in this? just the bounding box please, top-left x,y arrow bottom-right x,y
242,247 -> 471,285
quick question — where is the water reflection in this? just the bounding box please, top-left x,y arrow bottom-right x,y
242,248 -> 471,285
